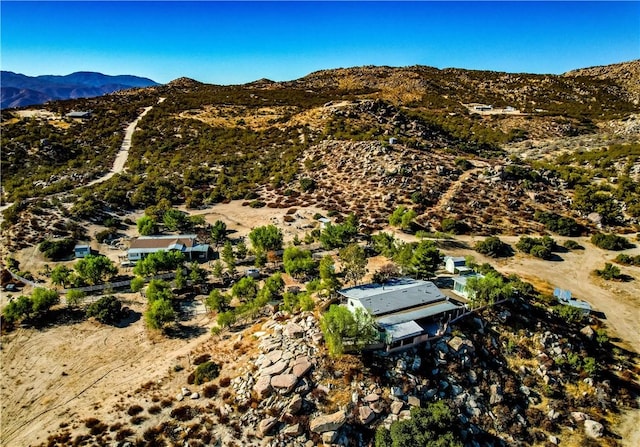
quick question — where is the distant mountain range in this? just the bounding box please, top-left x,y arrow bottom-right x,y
0,71 -> 159,109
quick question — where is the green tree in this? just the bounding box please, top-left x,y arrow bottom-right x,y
163,209 -> 189,232
38,238 -> 76,261
319,255 -> 341,293
376,402 -> 463,447
217,310 -> 236,329
594,262 -> 623,280
248,224 -> 283,252
211,260 -> 224,281
206,289 -> 229,313
235,241 -> 248,260
283,246 -> 316,278
30,288 -> 60,315
66,289 -> 86,308
339,244 -> 367,285
320,305 -> 378,356
465,272 -> 513,307
221,241 -> 236,275
86,295 -> 123,324
371,232 -> 397,257
231,276 -> 258,302
133,250 -> 185,276
130,276 -> 145,292
188,262 -> 207,283
410,240 -> 442,279
145,279 -> 173,303
145,298 -> 175,330
174,268 -> 187,289
75,255 -> 117,285
210,220 -> 228,248
50,264 -> 72,287
137,215 -> 158,236
2,295 -> 33,324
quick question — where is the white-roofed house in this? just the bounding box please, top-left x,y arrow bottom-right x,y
127,235 -> 211,262
339,277 -> 465,352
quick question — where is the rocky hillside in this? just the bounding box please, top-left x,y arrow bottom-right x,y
564,60 -> 640,104
2,61 -> 640,247
37,299 -> 639,447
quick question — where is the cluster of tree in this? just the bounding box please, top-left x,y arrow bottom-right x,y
319,214 -> 359,249
515,235 -> 556,259
319,305 -> 378,356
464,272 -> 514,307
473,237 -> 512,258
590,233 -> 632,251
533,211 -> 582,236
38,238 -> 76,261
388,206 -> 417,231
143,280 -> 176,331
283,246 -> 316,279
248,225 -> 283,253
133,250 -> 185,277
2,288 -> 59,325
375,401 -> 463,447
440,217 -> 469,235
2,93 -> 153,201
50,254 -> 118,288
369,232 -> 443,280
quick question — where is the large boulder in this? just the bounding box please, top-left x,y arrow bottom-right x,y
285,322 -> 305,338
292,357 -> 313,378
285,394 -> 303,415
310,410 -> 347,433
254,375 -> 272,399
262,359 -> 289,376
271,374 -> 298,394
584,420 -> 604,439
359,405 -> 375,424
258,416 -> 277,437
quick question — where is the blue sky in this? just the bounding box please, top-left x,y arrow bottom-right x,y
2,1 -> 639,84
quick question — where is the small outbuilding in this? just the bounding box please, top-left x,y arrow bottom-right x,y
444,256 -> 466,274
74,244 -> 91,258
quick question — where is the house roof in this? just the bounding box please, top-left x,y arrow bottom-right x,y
452,273 -> 482,287
376,300 -> 462,327
339,278 -> 447,316
444,256 -> 466,265
129,235 -> 197,250
380,320 -> 423,342
66,111 -> 91,118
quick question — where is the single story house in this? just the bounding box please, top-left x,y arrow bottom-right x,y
127,235 -> 210,262
66,111 -> 91,119
444,256 -> 466,274
339,278 -> 465,352
74,244 -> 91,258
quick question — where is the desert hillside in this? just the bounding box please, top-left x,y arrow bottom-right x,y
1,61 -> 639,447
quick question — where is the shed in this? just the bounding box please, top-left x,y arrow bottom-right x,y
389,137 -> 398,145
444,256 -> 466,274
74,244 -> 91,258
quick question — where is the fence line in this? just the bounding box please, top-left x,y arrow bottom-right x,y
7,270 -> 40,288
63,272 -> 176,294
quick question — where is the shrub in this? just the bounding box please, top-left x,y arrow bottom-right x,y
591,233 -> 632,251
614,253 -> 640,266
38,238 -> 75,260
192,361 -> 220,385
594,263 -> 623,281
563,240 -> 584,250
127,405 -> 144,416
474,237 -> 512,257
534,211 -> 582,236
441,218 -> 468,235
86,295 -> 123,324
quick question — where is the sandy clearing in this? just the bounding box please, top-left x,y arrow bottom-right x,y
0,296 -> 213,447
